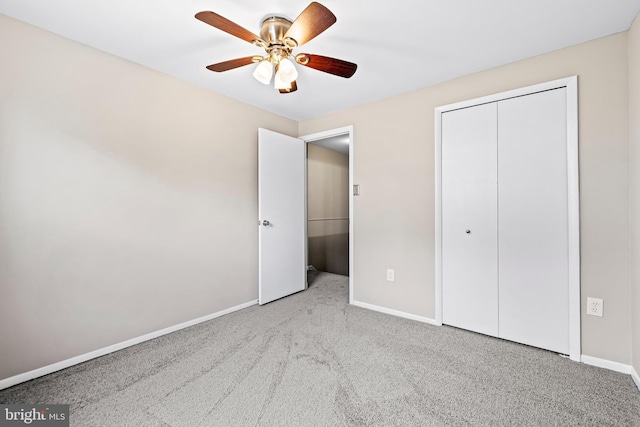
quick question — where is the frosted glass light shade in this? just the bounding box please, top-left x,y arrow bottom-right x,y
253,60 -> 273,84
274,69 -> 289,90
275,58 -> 298,84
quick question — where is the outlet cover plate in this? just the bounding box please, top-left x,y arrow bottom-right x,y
386,269 -> 395,282
587,297 -> 603,317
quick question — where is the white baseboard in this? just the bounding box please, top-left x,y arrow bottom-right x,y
632,366 -> 640,391
3,300 -> 638,393
0,299 -> 258,391
352,300 -> 440,326
581,355 -> 633,374
582,356 -> 640,392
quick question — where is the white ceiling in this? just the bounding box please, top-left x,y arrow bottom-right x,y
1,1 -> 639,121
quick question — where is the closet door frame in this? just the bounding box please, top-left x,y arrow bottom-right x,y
434,76 -> 580,361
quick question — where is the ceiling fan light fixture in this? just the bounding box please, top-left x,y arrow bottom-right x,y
275,57 -> 298,84
273,66 -> 288,90
253,60 -> 273,84
197,3 -> 357,93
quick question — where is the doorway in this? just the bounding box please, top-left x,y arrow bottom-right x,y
300,126 -> 354,304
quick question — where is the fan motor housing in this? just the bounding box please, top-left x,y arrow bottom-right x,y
260,16 -> 293,45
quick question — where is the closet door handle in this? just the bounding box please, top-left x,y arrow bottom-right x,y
262,220 -> 271,226
465,230 -> 471,234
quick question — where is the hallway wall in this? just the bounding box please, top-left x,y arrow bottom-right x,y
307,144 -> 349,275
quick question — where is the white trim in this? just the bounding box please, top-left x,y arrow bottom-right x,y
632,366 -> 640,391
565,77 -> 581,361
581,355 -> 633,374
353,300 -> 440,325
434,76 -> 581,361
0,300 -> 258,391
300,126 -> 355,305
435,76 -> 579,113
304,136 -> 309,290
434,108 -> 443,325
581,356 -> 640,391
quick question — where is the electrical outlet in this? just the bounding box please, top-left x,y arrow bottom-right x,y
587,297 -> 603,317
386,269 -> 395,282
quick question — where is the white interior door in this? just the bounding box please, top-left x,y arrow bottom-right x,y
258,128 -> 306,305
441,103 -> 499,336
497,88 -> 569,354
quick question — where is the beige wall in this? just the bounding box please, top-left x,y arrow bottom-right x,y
307,144 -> 349,275
2,10 -> 639,384
300,33 -> 631,363
629,12 -> 640,376
0,15 -> 297,381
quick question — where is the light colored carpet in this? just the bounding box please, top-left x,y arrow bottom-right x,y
1,272 -> 639,426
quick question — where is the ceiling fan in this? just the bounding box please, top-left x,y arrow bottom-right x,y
195,2 -> 357,94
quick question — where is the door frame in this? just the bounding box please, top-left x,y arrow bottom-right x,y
434,76 -> 580,361
300,126 -> 354,304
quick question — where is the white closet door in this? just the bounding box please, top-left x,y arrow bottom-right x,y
497,88 -> 569,354
442,103 -> 499,336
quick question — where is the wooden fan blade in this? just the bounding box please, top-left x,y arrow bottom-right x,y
196,11 -> 264,45
279,80 -> 298,94
296,54 -> 357,78
206,56 -> 256,72
284,2 -> 336,47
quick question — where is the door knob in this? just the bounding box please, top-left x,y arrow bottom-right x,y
465,229 -> 471,234
262,220 -> 271,226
